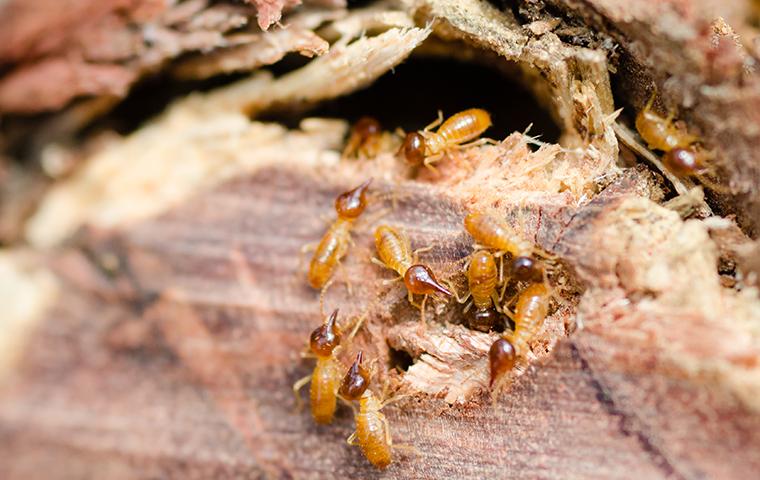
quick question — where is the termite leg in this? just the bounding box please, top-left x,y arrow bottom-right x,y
319,278 -> 335,318
370,256 -> 388,269
382,276 -> 403,286
336,260 -> 353,296
412,245 -> 434,262
441,279 -> 469,304
380,393 -> 409,409
423,154 -> 443,174
456,137 -> 499,149
423,110 -> 444,132
338,395 -> 358,414
498,277 -> 509,303
392,443 -> 421,454
300,349 -> 317,359
462,299 -> 473,314
382,415 -> 393,447
346,313 -> 367,343
347,432 -> 359,446
490,375 -> 511,405
490,293 -> 503,313
664,109 -> 676,126
407,291 -> 422,310
419,295 -> 428,323
462,255 -> 472,271
292,374 -> 311,411
643,90 -> 656,113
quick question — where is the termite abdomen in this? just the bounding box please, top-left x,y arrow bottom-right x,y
437,108 -> 492,145
468,250 -> 498,310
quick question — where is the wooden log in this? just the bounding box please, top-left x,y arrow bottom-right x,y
1,0 -> 760,478
1,161 -> 759,478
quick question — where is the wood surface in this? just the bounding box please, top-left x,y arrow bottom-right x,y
2,0 -> 760,479
0,167 -> 758,479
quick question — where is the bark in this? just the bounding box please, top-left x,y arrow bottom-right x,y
1,0 -> 760,479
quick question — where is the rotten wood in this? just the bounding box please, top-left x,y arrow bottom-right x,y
1,0 -> 760,478
1,165 -> 759,478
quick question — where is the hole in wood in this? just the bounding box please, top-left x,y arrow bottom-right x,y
259,56 -> 562,143
388,344 -> 415,372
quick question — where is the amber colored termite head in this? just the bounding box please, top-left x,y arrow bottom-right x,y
489,338 -> 516,387
354,116 -> 382,139
511,256 -> 544,283
398,132 -> 426,165
309,309 -> 342,356
404,264 -> 453,297
340,351 -> 371,400
335,178 -> 372,219
469,307 -> 499,332
663,147 -> 700,177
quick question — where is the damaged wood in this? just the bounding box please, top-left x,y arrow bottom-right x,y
1,163 -> 759,478
1,0 -> 760,478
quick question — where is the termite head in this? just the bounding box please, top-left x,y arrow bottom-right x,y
469,307 -> 499,332
309,309 -> 342,356
511,256 -> 544,283
489,338 -> 516,387
398,132 -> 426,165
354,116 -> 382,139
340,351 -> 371,400
335,178 -> 372,219
663,147 -> 701,177
404,264 -> 453,297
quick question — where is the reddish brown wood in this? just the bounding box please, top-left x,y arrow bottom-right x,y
0,168 -> 758,479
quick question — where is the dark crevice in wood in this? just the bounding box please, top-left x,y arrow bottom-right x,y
258,56 -> 562,142
387,344 -> 415,372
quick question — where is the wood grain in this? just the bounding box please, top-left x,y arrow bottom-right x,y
1,167 -> 758,479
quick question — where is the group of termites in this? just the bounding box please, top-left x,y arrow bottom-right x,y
292,96 -> 719,469
294,108 -> 559,469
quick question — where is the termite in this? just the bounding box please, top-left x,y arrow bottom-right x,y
489,282 -> 551,389
662,147 -> 727,191
340,352 -> 407,469
635,93 -> 698,153
292,309 -> 364,424
635,94 -> 727,191
372,224 -> 452,321
307,179 -> 372,291
449,250 -> 503,313
463,210 -> 534,259
343,116 -> 383,159
398,108 -> 493,170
